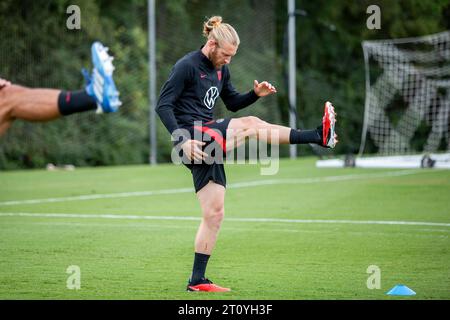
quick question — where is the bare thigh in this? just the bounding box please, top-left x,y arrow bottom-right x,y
1,85 -> 61,122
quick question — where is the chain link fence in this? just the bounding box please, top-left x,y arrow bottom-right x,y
155,0 -> 283,160
0,0 -> 282,169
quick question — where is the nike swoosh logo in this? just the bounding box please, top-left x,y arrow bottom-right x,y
200,74 -> 207,78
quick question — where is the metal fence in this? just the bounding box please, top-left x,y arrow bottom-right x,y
0,0 -> 281,169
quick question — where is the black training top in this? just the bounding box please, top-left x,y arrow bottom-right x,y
156,49 -> 259,135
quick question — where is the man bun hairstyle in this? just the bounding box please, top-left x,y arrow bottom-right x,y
203,16 -> 240,47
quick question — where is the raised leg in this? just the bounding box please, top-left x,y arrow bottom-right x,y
0,83 -> 61,136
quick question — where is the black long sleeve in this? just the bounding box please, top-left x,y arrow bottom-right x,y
156,60 -> 192,135
220,67 -> 259,112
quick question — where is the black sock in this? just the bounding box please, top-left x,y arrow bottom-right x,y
190,252 -> 210,285
289,127 -> 322,145
58,90 -> 97,116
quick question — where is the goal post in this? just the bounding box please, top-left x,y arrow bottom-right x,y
319,31 -> 450,169
359,31 -> 450,157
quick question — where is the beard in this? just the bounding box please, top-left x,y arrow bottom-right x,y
208,49 -> 222,69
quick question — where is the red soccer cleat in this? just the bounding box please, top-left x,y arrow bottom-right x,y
322,101 -> 337,148
187,278 -> 231,292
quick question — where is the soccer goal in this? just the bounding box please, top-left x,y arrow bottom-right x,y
319,30 -> 450,169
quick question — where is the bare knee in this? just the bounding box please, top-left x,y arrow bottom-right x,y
1,84 -> 26,96
203,206 -> 225,230
241,116 -> 268,128
0,84 -> 26,120
0,88 -> 15,122
0,104 -> 13,122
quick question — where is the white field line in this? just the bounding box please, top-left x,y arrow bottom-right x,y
1,220 -> 448,239
0,170 -> 425,207
0,212 -> 449,227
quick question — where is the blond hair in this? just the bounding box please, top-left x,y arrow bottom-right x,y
203,16 -> 240,47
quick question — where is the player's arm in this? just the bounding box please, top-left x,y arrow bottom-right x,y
155,62 -> 206,161
220,67 -> 276,112
156,61 -> 190,135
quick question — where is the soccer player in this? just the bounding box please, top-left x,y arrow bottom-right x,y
156,16 -> 337,292
0,42 -> 121,137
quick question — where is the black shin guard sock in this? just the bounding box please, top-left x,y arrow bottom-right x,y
58,90 -> 97,116
190,252 -> 210,285
289,128 -> 322,145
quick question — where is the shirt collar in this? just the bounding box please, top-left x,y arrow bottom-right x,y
198,46 -> 215,70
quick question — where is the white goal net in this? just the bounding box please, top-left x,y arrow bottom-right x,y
359,31 -> 450,156
317,31 -> 450,169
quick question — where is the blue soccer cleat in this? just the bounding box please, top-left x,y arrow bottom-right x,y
82,41 -> 122,113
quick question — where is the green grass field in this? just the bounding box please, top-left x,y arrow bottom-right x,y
0,158 -> 449,299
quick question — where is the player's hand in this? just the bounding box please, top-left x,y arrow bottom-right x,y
181,139 -> 207,162
0,78 -> 11,90
253,80 -> 277,97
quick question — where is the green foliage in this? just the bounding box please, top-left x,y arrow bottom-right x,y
1,1 -> 449,168
0,0 -> 150,169
287,0 -> 450,154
